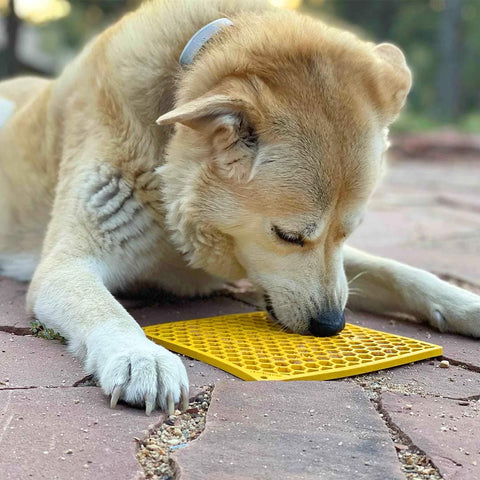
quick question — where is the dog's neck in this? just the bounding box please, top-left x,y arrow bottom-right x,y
103,1 -> 269,125
103,5 -> 224,125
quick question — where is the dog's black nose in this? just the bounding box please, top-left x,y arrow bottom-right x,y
309,310 -> 345,337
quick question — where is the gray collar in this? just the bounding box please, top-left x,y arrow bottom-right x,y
180,18 -> 233,66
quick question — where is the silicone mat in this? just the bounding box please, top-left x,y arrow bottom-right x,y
143,311 -> 442,381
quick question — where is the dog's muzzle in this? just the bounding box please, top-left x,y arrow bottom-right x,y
309,310 -> 345,337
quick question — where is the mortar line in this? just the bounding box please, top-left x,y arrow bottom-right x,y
374,393 -> 445,480
0,326 -> 32,336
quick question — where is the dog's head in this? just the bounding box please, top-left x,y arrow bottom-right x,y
157,12 -> 411,336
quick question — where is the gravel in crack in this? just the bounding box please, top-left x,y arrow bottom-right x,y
347,376 -> 443,480
396,445 -> 442,480
137,385 -> 213,479
351,370 -> 426,399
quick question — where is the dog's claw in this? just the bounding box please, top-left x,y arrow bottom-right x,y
434,309 -> 448,332
110,385 -> 122,409
145,393 -> 156,416
167,392 -> 175,416
181,386 -> 189,411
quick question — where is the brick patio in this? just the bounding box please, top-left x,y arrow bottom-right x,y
1,152 -> 479,479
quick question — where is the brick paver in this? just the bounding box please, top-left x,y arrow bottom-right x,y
0,387 -> 148,480
0,332 -> 85,388
382,392 -> 480,480
173,381 -> 404,480
0,277 -> 30,333
1,153 -> 479,478
350,156 -> 480,283
374,359 -> 480,399
128,295 -> 256,328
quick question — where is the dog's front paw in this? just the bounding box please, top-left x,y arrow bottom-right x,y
86,334 -> 189,415
426,281 -> 480,338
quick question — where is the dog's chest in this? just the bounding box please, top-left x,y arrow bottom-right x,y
81,165 -> 220,295
83,166 -> 161,245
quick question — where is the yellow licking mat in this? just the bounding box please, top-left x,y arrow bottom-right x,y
143,312 -> 442,381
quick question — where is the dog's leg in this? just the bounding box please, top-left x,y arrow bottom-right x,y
26,167 -> 189,415
344,245 -> 480,337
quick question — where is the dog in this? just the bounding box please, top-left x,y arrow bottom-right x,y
0,0 -> 479,415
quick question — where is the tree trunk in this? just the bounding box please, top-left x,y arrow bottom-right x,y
435,0 -> 463,121
6,0 -> 20,76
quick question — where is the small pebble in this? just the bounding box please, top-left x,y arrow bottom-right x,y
439,360 -> 450,369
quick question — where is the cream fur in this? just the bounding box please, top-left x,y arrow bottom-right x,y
0,0 -> 478,414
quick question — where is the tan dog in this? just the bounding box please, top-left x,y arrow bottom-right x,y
1,0 -> 479,415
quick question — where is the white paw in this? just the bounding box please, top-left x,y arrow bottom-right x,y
426,281 -> 480,338
85,331 -> 189,415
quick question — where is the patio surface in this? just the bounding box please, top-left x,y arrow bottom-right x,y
1,150 -> 479,480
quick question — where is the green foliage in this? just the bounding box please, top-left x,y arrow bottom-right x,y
2,0 -> 478,131
392,110 -> 480,134
459,113 -> 480,133
30,320 -> 66,343
304,0 -> 480,127
39,1 -> 138,70
391,110 -> 442,133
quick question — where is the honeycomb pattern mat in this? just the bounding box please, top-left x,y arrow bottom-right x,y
143,312 -> 443,381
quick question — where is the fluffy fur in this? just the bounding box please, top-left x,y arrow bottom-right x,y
0,0 -> 478,414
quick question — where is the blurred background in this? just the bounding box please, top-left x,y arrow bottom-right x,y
0,0 -> 479,135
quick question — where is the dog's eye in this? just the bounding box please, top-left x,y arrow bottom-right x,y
272,225 -> 305,247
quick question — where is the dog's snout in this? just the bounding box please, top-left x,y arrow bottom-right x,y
309,310 -> 345,337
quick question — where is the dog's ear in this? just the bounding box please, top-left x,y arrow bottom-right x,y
373,43 -> 412,124
156,95 -> 249,128
156,95 -> 258,182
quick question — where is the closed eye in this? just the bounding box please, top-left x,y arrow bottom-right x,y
272,225 -> 305,247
